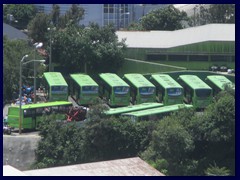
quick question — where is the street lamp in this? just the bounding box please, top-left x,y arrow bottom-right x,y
19,54 -> 28,134
139,4 -> 146,16
33,42 -> 43,104
118,12 -> 130,30
47,27 -> 56,72
19,58 -> 45,134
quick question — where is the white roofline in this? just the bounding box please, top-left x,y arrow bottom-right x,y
116,24 -> 235,49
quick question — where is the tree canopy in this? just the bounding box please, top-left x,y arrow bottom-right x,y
33,91 -> 235,175
140,5 -> 189,31
3,4 -> 37,30
51,23 -> 126,74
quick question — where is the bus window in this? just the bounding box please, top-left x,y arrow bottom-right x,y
51,86 -> 68,93
82,86 -> 99,94
139,87 -> 155,95
114,87 -> 129,95
36,108 -> 44,115
196,89 -> 212,98
24,109 -> 35,118
167,88 -> 182,96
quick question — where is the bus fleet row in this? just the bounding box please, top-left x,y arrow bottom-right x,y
6,72 -> 234,131
43,72 -> 235,109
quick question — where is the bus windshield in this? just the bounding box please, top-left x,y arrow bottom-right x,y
167,88 -> 182,96
114,86 -> 129,95
196,89 -> 212,98
51,86 -> 68,93
82,86 -> 98,94
139,87 -> 155,95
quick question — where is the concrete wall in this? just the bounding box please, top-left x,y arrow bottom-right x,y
3,134 -> 41,171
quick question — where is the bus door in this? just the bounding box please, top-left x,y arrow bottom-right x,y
184,87 -> 193,104
23,109 -> 36,129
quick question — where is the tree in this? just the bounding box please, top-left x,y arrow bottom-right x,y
141,112 -> 196,176
3,36 -> 32,103
140,5 -> 189,31
58,4 -> 84,29
189,4 -> 235,27
51,4 -> 60,27
3,4 -> 37,30
66,4 -> 85,25
52,23 -> 126,74
32,114 -> 86,169
208,4 -> 235,24
28,13 -> 51,43
33,101 -> 157,169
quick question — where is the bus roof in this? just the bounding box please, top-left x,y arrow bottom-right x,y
105,103 -> 164,115
70,74 -> 98,87
206,75 -> 234,90
179,75 -> 211,90
123,74 -> 155,88
99,73 -> 129,87
43,72 -> 68,86
122,104 -> 193,117
10,101 -> 72,110
151,74 -> 183,89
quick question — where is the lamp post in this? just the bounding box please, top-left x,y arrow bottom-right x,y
19,59 -> 45,134
19,55 -> 29,134
139,4 -> 146,17
118,12 -> 130,30
47,27 -> 56,72
33,42 -> 43,104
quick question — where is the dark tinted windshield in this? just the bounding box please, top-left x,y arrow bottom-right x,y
195,89 -> 212,98
114,86 -> 129,95
167,88 -> 182,96
82,86 -> 98,94
51,86 -> 68,93
139,87 -> 155,95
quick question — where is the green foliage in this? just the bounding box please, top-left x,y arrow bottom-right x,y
189,4 -> 235,27
140,5 -> 189,30
57,4 -> 84,29
3,36 -> 31,103
28,13 -> 51,43
205,162 -> 230,176
127,22 -> 144,31
52,23 -> 126,74
208,4 -> 235,24
3,4 -> 37,29
51,4 -> 60,27
33,92 -> 235,175
33,114 -> 86,168
33,102 -> 156,169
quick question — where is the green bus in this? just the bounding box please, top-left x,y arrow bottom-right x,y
121,104 -> 193,121
69,74 -> 99,105
205,75 -> 235,96
99,73 -> 130,107
7,101 -> 72,130
123,74 -> 156,104
105,102 -> 163,116
150,74 -> 183,105
43,72 -> 68,101
178,75 -> 213,109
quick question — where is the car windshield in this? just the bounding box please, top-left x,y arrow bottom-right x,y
82,86 -> 98,94
195,89 -> 212,98
167,88 -> 182,96
139,87 -> 155,95
114,86 -> 129,95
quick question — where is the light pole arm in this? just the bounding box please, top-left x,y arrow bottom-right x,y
22,59 -> 45,65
